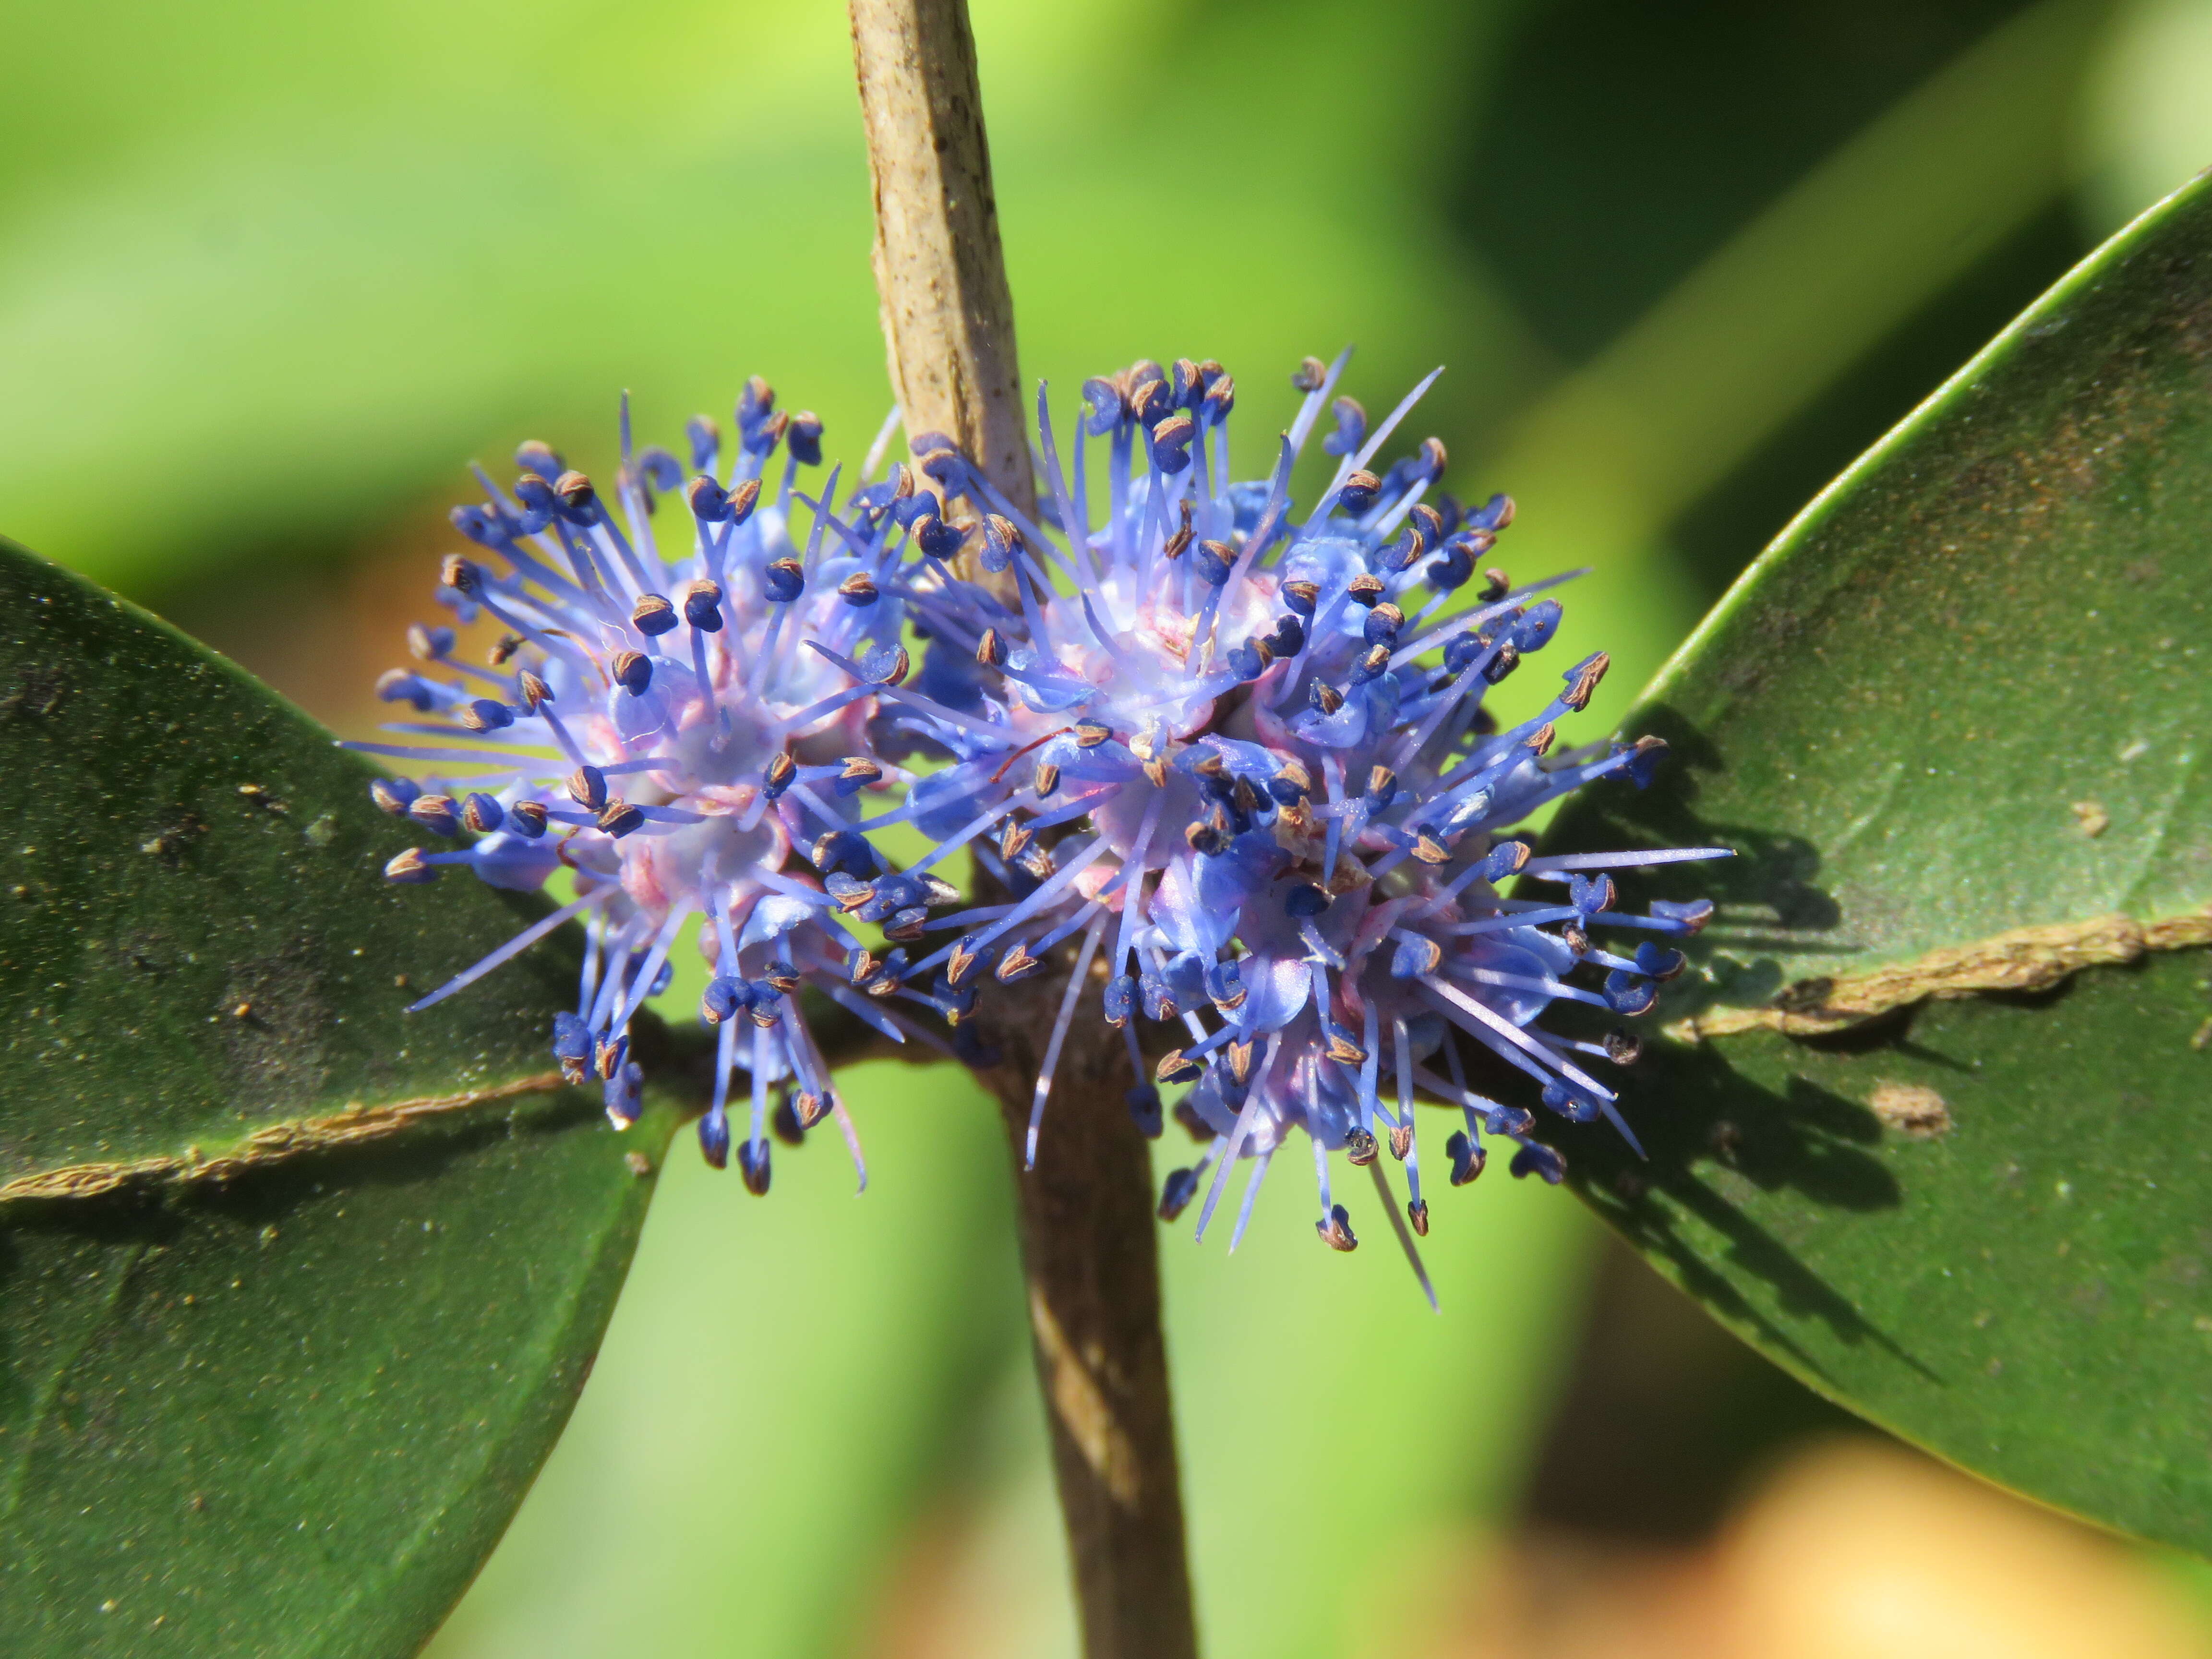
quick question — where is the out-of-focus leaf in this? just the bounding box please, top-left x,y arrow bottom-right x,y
1543,174 -> 2212,1554
0,540 -> 671,1655
425,1060 -> 1022,1659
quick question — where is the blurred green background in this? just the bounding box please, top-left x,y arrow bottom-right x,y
5,0 -> 2212,1654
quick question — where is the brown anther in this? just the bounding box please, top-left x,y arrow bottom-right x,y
883,645 -> 912,685
1343,468 -> 1382,499
1401,937 -> 1444,982
1367,764 -> 1397,798
553,469 -> 596,512
999,820 -> 1034,861
1292,355 -> 1328,392
1226,1041 -> 1255,1084
1231,776 -> 1260,815
1479,567 -> 1512,602
1326,1032 -> 1366,1066
489,633 -> 525,666
1317,1207 -> 1359,1252
840,573 -> 878,603
1311,683 -> 1345,715
1410,503 -> 1443,542
1143,756 -> 1170,790
1407,1198 -> 1431,1237
1483,642 -> 1521,685
1419,436 -> 1448,476
975,627 -> 1006,667
1155,1049 -> 1203,1084
519,671 -> 553,709
996,943 -> 1040,982
884,911 -> 926,943
1074,720 -> 1113,748
834,880 -> 877,914
568,767 -> 607,809
1563,652 -> 1610,712
1412,834 -> 1452,868
1283,579 -> 1320,610
728,477 -> 762,522
596,800 -> 644,837
1526,722 -> 1557,757
1033,761 -> 1060,797
1276,757 -> 1313,793
947,940 -> 981,986
1388,1122 -> 1415,1161
841,756 -> 883,785
797,1091 -> 834,1130
849,950 -> 879,985
1346,573 -> 1384,605
1346,1128 -> 1378,1166
764,753 -> 797,792
1562,924 -> 1589,956
1370,601 -> 1405,632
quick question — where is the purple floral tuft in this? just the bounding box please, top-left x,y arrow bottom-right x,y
855,350 -> 1729,1286
354,382 -> 956,1187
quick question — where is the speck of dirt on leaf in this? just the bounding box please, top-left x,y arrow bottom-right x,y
1870,1082 -> 1953,1138
2070,799 -> 2110,837
624,1151 -> 653,1178
303,812 -> 338,849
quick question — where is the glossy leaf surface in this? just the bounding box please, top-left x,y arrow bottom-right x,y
1545,174 -> 2212,1554
0,541 -> 671,1655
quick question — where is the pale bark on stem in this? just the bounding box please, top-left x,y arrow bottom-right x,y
848,5 -> 1200,1657
849,0 -> 1034,517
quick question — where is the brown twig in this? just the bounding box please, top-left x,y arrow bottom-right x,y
848,6 -> 1199,1656
849,0 -> 1035,518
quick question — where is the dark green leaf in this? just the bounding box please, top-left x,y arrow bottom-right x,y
0,540 -> 673,1654
1543,174 -> 2212,1553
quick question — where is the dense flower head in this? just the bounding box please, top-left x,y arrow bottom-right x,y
356,380 -> 955,1192
365,349 -> 1726,1275
865,350 -> 1728,1286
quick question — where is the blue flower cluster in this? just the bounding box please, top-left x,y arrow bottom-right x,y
365,353 -> 1726,1266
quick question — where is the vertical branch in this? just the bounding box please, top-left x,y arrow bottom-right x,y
849,0 -> 1034,516
848,6 -> 1199,1658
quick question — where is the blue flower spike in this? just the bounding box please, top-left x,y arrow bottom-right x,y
351,386 -> 972,1193
869,347 -> 1729,1300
